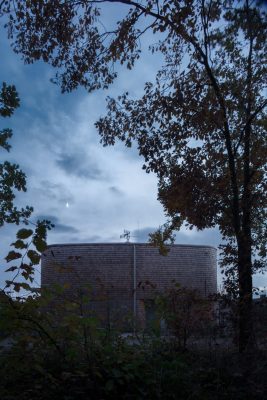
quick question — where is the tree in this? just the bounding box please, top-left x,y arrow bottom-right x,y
0,80 -> 53,293
1,0 -> 266,352
0,81 -> 32,226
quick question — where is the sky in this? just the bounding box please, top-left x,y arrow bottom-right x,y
0,3 -> 266,293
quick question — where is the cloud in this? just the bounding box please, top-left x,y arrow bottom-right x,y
109,186 -> 123,196
73,234 -> 103,243
132,226 -> 221,248
56,151 -> 103,180
36,215 -> 79,234
36,180 -> 74,204
174,227 -> 221,248
1,23 -> 266,292
132,226 -> 154,242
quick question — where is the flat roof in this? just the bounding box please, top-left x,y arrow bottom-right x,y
45,242 -> 217,250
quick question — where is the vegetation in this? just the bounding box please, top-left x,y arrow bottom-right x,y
1,0 -> 266,352
0,81 -> 32,226
0,78 -> 52,294
0,1 -> 266,398
1,287 -> 267,399
156,285 -> 214,348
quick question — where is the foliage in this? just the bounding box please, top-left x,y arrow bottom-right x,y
1,288 -> 267,399
0,78 -> 53,293
3,220 -> 53,293
156,285 -> 214,348
0,81 -> 32,226
148,222 -> 176,255
1,0 -> 266,351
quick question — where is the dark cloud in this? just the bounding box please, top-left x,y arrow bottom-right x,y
38,180 -> 74,203
56,151 -> 103,179
132,227 -> 154,242
58,234 -> 104,244
36,215 -> 79,234
109,186 -> 123,195
54,224 -> 79,234
78,235 -> 103,243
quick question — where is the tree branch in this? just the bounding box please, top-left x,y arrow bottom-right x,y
234,99 -> 267,156
90,0 -> 241,234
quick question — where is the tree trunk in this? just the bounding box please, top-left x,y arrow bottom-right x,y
237,234 -> 254,352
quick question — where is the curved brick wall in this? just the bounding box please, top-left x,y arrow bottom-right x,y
41,243 -> 217,328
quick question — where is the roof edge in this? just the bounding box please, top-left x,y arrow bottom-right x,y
45,242 -> 217,250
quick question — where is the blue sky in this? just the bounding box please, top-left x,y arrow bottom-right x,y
0,6 -> 266,293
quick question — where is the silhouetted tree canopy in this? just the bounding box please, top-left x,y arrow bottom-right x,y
1,0 -> 266,352
0,81 -> 33,226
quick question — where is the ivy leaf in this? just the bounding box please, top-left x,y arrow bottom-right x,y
16,228 -> 33,239
5,250 -> 22,263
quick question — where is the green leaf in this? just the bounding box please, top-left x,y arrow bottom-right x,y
19,282 -> 32,291
0,128 -> 12,151
27,249 -> 40,264
5,266 -> 18,272
13,283 -> 21,292
35,239 -> 47,253
20,263 -> 34,280
16,228 -> 33,239
11,239 -> 27,249
105,380 -> 115,392
0,82 -> 20,117
5,250 -> 22,263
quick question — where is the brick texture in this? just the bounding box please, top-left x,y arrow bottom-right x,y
41,243 -> 217,328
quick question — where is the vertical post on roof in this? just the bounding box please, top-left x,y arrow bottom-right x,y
133,243 -> 137,331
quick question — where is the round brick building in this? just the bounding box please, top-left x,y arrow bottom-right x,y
41,243 -> 217,328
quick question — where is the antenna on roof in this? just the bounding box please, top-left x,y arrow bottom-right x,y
120,229 -> 131,242
137,220 -> 140,242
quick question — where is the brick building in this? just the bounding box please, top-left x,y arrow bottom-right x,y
41,243 -> 217,329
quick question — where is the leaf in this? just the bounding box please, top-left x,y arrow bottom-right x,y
11,239 -> 27,249
13,283 -> 21,292
33,238 -> 47,253
20,263 -> 33,273
27,249 -> 40,264
5,250 -> 22,263
105,380 -> 115,392
5,266 -> 18,272
19,282 -> 32,291
21,263 -> 34,280
16,228 -> 33,239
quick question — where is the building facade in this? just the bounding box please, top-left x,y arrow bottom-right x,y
41,243 -> 217,329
